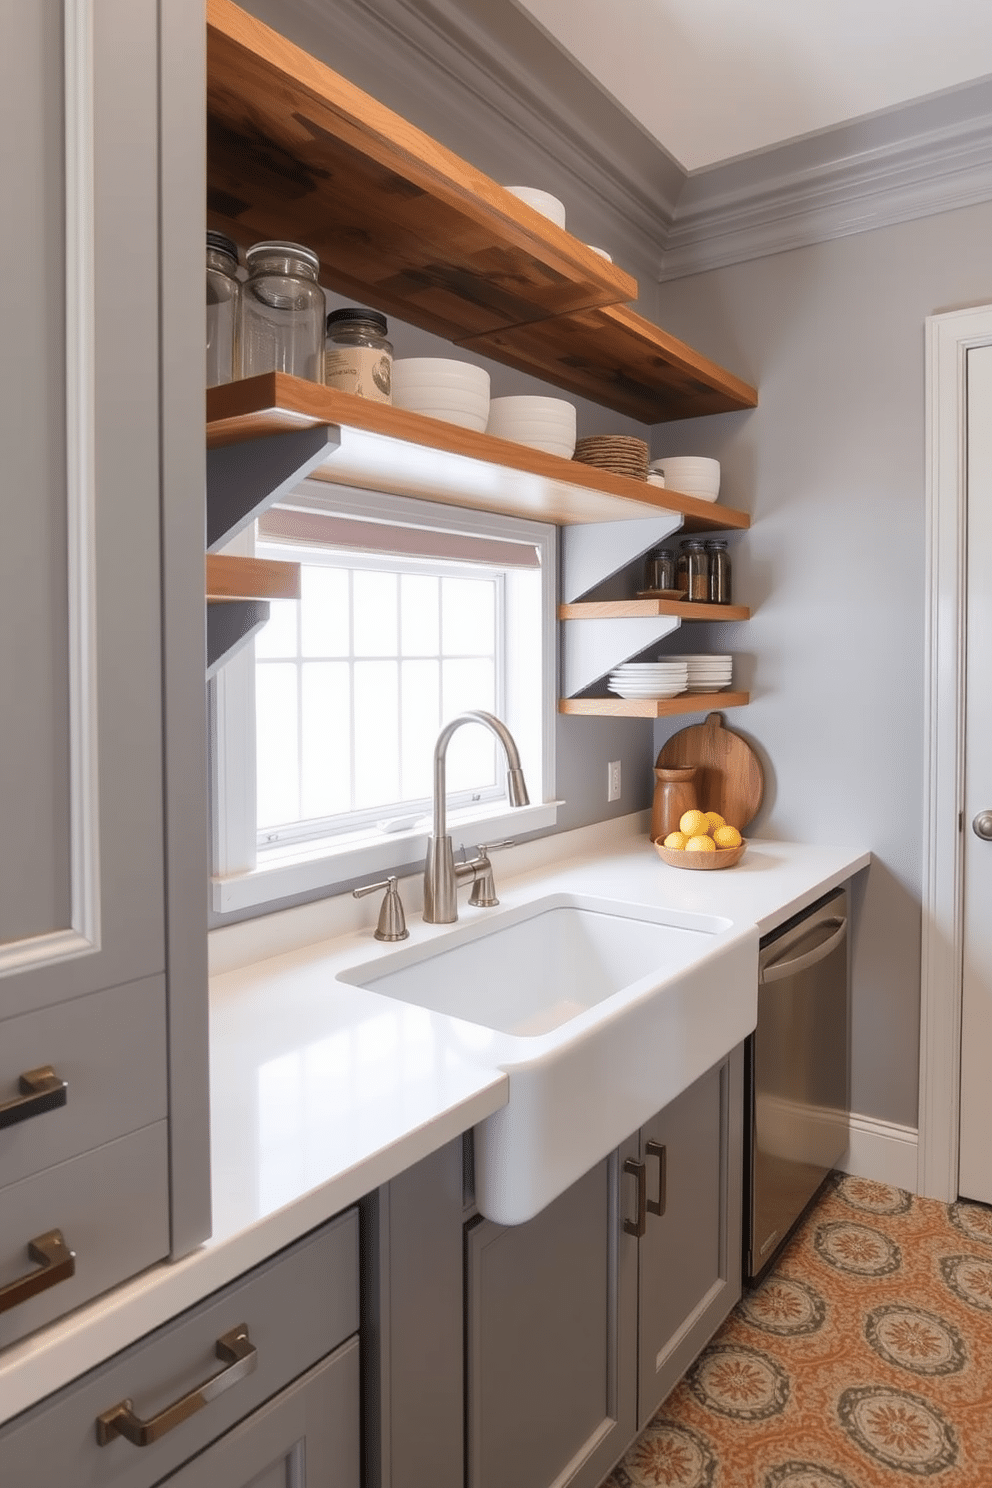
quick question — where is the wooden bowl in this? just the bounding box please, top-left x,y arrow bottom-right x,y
652,841 -> 746,871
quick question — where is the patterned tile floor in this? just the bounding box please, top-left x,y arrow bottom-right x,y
602,1174 -> 992,1487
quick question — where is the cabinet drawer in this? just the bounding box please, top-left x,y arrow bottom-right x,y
0,1123 -> 170,1349
159,1337 -> 360,1488
0,977 -> 167,1191
0,1207 -> 359,1488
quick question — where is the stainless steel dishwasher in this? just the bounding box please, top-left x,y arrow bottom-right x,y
744,885 -> 850,1283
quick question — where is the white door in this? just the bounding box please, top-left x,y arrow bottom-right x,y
958,342 -> 992,1202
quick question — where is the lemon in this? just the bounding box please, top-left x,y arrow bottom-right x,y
686,834 -> 717,852
713,824 -> 742,849
679,809 -> 709,838
663,831 -> 688,850
704,811 -> 726,831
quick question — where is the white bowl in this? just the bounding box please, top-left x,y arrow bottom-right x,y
650,456 -> 720,499
585,245 -> 613,261
392,358 -> 491,391
504,186 -> 567,228
488,395 -> 576,420
394,386 -> 489,413
391,397 -> 489,432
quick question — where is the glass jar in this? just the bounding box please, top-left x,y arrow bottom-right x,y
676,540 -> 690,595
705,540 -> 732,604
325,308 -> 393,403
240,241 -> 325,382
206,231 -> 240,387
684,540 -> 710,602
644,546 -> 677,593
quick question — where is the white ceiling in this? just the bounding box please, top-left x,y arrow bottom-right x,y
511,0 -> 992,171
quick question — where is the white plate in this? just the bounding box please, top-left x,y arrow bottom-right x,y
609,687 -> 685,699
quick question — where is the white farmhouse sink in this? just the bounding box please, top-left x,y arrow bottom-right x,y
340,892 -> 758,1225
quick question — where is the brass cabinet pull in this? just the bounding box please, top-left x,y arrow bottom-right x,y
645,1139 -> 667,1218
0,1229 -> 76,1314
0,1066 -> 68,1130
96,1325 -> 258,1447
623,1157 -> 647,1237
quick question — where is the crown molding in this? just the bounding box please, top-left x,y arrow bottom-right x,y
659,79 -> 992,280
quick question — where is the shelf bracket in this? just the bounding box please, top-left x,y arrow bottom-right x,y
206,425 -> 340,552
561,515 -> 682,603
561,616 -> 682,698
206,599 -> 271,679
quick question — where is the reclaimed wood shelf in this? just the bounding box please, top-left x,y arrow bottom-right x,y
559,692 -> 750,718
206,553 -> 301,601
559,599 -> 750,621
206,0 -> 755,421
206,376 -> 751,532
463,303 -> 758,424
206,0 -> 635,346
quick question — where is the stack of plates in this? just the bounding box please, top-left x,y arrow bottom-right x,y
679,654 -> 733,693
573,435 -> 649,480
607,660 -> 689,700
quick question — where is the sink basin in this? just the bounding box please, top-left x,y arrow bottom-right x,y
340,892 -> 758,1225
346,900 -> 722,1037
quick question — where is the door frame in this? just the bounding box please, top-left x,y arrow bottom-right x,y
920,302 -> 992,1200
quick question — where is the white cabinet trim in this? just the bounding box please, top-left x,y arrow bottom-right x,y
0,0 -> 101,978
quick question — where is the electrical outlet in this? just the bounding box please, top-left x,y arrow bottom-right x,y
608,760 -> 622,802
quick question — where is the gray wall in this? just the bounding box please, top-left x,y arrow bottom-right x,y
649,199 -> 992,1127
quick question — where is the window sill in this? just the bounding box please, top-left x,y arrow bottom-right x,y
210,800 -> 562,915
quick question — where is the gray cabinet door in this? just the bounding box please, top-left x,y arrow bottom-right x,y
465,1155 -> 636,1488
0,0 -> 209,1257
160,1339 -> 360,1488
635,1048 -> 743,1429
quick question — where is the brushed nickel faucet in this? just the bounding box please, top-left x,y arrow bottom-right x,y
423,710 -> 529,923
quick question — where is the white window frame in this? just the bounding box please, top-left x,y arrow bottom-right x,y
210,482 -> 559,914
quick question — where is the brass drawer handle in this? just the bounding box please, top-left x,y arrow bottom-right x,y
623,1157 -> 647,1237
0,1066 -> 68,1130
96,1325 -> 258,1447
0,1229 -> 76,1314
645,1139 -> 667,1218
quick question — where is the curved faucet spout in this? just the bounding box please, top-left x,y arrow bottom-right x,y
424,710 -> 530,924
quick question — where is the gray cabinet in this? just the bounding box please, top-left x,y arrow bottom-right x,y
0,1209 -> 359,1488
0,0 -> 209,1343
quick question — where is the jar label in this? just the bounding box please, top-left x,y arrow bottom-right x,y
324,347 -> 392,402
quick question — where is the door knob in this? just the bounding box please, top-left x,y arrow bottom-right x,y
973,812 -> 992,841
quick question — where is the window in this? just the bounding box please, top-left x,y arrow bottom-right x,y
210,486 -> 558,913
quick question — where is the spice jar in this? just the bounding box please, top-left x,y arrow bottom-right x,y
240,241 -> 325,382
325,308 -> 393,403
684,540 -> 710,602
676,540 -> 691,595
206,231 -> 240,387
644,546 -> 677,592
705,540 -> 732,604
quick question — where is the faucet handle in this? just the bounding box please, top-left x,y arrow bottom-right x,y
467,842 -> 515,909
476,840 -> 513,858
353,876 -> 409,941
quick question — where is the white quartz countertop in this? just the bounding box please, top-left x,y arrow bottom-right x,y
0,820 -> 869,1422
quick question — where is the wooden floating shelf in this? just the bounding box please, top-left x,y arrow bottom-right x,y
206,0 -> 755,421
206,553 -> 301,602
206,376 -> 751,532
558,599 -> 750,621
559,692 -> 750,718
206,0 -> 635,347
462,303 -> 758,425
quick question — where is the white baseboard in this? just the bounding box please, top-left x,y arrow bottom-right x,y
838,1113 -> 920,1194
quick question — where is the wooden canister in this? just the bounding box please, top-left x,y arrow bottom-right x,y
651,765 -> 699,843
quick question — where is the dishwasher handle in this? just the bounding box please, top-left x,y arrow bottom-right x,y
760,917 -> 847,984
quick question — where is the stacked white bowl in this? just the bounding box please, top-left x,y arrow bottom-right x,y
649,456 -> 721,501
504,186 -> 567,228
607,660 -> 689,700
679,654 -> 733,693
486,395 -> 577,457
391,358 -> 491,431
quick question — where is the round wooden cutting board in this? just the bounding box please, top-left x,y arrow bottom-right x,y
655,712 -> 764,831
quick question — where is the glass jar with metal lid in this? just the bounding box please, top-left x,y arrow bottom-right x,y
705,539 -> 732,604
206,231 -> 240,387
325,308 -> 393,403
683,540 -> 710,602
240,241 -> 325,383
